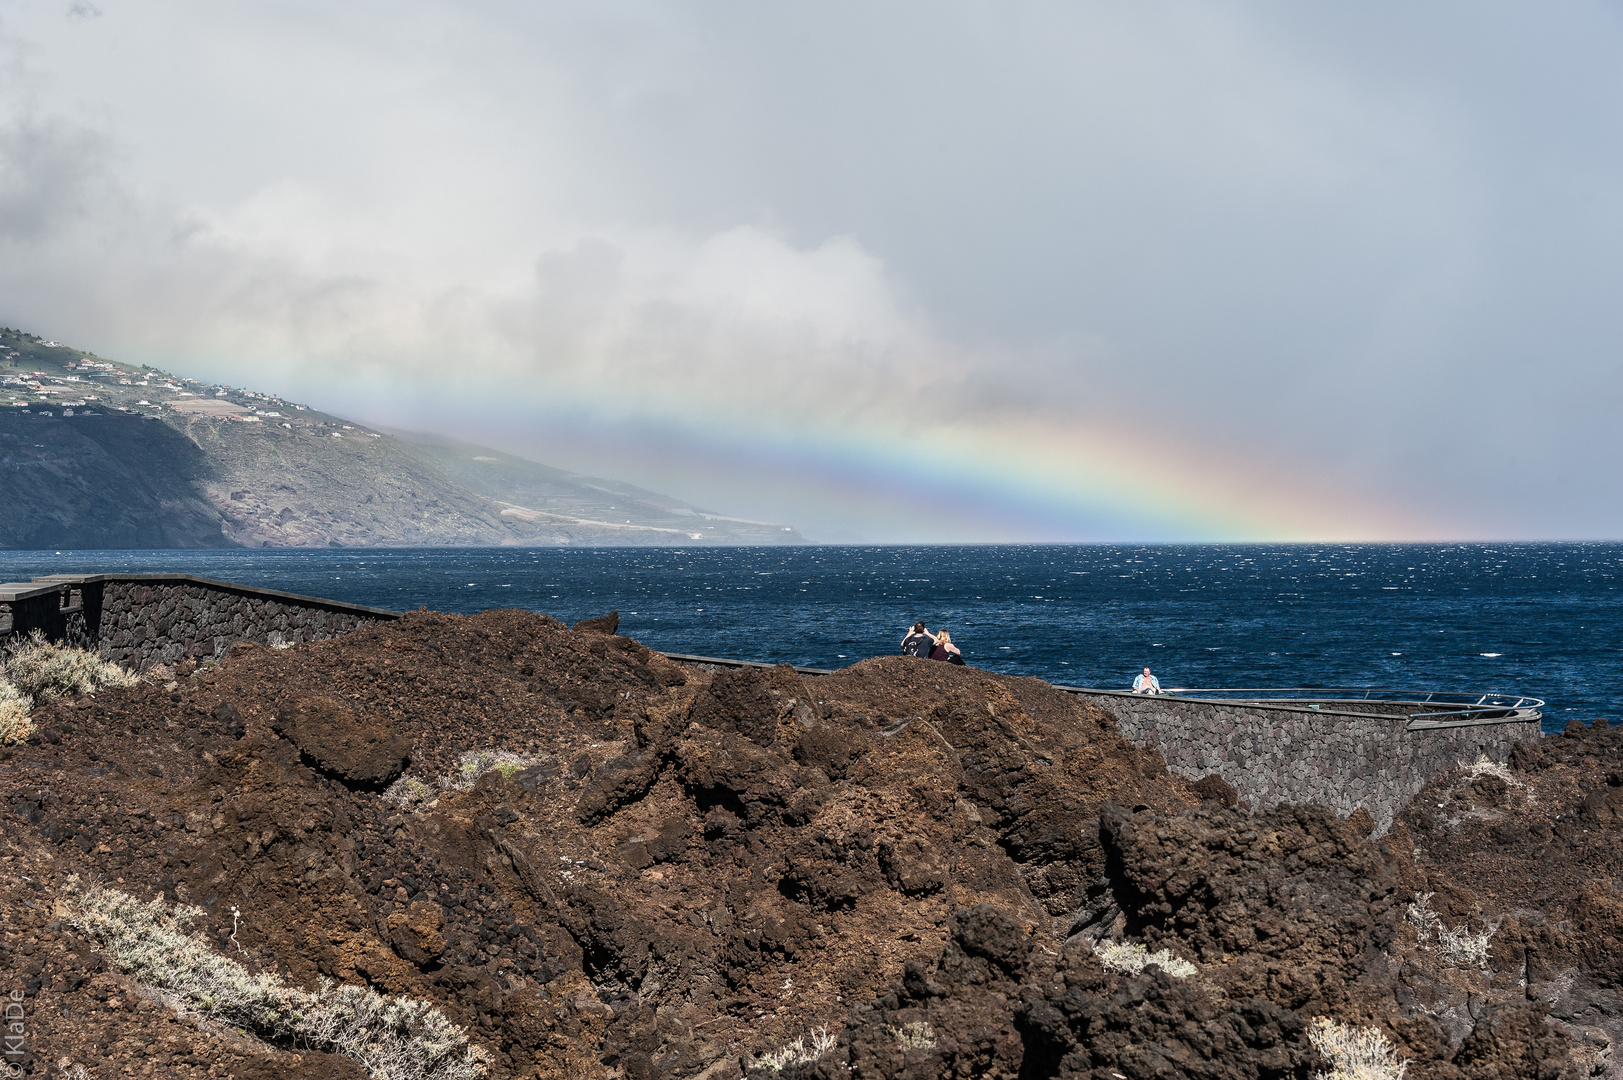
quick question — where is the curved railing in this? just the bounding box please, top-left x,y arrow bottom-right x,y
659,651 -> 1546,732
1056,685 -> 1544,730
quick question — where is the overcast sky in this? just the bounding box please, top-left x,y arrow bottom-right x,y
2,1 -> 1620,542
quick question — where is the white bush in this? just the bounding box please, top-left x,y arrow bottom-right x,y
1465,753 -> 1516,785
2,631 -> 137,703
1405,893 -> 1493,969
1436,923 -> 1494,969
755,1026 -> 838,1072
1093,939 -> 1197,978
1308,1017 -> 1409,1080
1405,893 -> 1442,937
384,749 -> 549,812
67,879 -> 489,1080
888,1021 -> 936,1050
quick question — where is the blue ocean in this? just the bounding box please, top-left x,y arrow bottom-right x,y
2,544 -> 1616,733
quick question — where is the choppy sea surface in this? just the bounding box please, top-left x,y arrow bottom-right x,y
2,544 -> 1617,734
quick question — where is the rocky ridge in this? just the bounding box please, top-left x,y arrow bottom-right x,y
0,609 -> 1619,1079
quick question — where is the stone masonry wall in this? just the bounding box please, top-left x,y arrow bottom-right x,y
1,574 -> 398,671
86,578 -> 396,670
1068,690 -> 1540,833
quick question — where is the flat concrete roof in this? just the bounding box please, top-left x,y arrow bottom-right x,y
0,580 -> 71,603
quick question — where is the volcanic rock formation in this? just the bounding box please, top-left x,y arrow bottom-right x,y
1,609 -> 1619,1078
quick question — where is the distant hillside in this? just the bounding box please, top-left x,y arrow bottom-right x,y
0,327 -> 805,548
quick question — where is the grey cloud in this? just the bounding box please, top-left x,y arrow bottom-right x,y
0,114 -> 116,242
489,2 -> 1623,532
2,2 -> 1622,539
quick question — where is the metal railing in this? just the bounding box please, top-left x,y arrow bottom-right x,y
660,652 -> 1544,731
663,652 -> 836,677
1054,685 -> 1543,730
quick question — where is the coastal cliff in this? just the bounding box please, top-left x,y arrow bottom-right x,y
1,327 -> 804,548
2,610 -> 1618,1078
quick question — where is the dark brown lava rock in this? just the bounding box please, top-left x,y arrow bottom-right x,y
271,694 -> 411,787
572,610 -> 620,635
2,610 -> 1619,1079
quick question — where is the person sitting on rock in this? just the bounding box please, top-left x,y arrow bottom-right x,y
900,622 -> 936,657
1132,667 -> 1162,694
930,629 -> 964,665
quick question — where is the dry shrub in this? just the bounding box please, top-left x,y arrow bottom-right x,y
1308,1017 -> 1409,1080
0,679 -> 32,745
383,748 -> 550,812
3,631 -> 137,703
68,879 -> 489,1080
756,1026 -> 838,1072
888,1021 -> 936,1049
1093,939 -> 1198,978
1465,753 -> 1516,784
1406,892 -> 1493,969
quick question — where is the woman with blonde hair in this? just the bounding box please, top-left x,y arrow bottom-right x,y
930,629 -> 964,665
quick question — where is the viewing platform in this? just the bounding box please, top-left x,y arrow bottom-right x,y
669,653 -> 1543,832
1054,684 -> 1541,832
1054,686 -> 1544,730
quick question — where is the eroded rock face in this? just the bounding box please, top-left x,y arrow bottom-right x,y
689,665 -> 781,745
1095,801 -> 1405,1012
1393,718 -> 1623,1071
793,795 -> 1594,1079
825,903 -> 1312,1080
271,694 -> 411,787
572,610 -> 620,635
4,610 -> 1621,1079
388,900 -> 447,966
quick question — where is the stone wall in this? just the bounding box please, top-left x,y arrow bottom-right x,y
1,574 -> 398,670
1066,689 -> 1540,833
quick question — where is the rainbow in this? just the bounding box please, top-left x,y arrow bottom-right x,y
451,387 -> 1441,543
